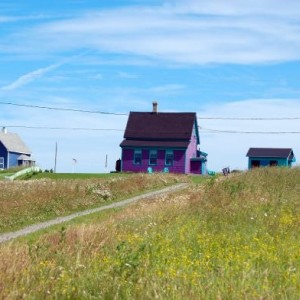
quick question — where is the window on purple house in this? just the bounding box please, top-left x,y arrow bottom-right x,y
165,150 -> 174,166
149,150 -> 158,165
134,149 -> 142,165
0,157 -> 4,169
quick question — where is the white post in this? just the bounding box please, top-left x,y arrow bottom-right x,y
72,158 -> 77,173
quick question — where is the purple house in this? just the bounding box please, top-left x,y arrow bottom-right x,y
120,102 -> 208,174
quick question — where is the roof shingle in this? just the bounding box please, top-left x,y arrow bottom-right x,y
246,148 -> 293,158
123,112 -> 196,140
0,131 -> 31,154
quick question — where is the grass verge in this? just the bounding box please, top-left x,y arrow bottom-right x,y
1,167 -> 300,299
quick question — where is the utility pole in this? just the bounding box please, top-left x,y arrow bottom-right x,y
54,142 -> 57,173
105,154 -> 108,173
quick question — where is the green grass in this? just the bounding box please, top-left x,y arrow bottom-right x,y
188,174 -> 216,184
0,173 -> 186,233
19,172 -> 129,180
0,173 -> 12,180
1,167 -> 300,299
0,166 -> 27,180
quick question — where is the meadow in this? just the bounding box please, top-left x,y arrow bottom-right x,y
0,172 -> 185,233
1,167 -> 300,299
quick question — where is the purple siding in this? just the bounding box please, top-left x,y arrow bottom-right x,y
190,161 -> 202,174
122,148 -> 185,173
172,150 -> 185,173
185,128 -> 198,173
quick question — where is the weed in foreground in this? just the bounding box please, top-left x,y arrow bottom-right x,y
1,168 -> 300,299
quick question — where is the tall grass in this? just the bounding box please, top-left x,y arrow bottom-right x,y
0,173 -> 185,233
1,167 -> 300,299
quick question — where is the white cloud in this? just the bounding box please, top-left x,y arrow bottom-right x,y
1,63 -> 62,91
116,71 -> 138,79
5,0 -> 300,65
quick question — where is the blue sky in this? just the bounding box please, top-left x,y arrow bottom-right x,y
1,0 -> 300,173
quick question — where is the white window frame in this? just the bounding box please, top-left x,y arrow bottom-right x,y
0,157 -> 4,169
149,150 -> 158,165
133,149 -> 142,165
165,150 -> 174,166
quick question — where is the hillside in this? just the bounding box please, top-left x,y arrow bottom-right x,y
0,173 -> 186,233
1,168 -> 300,299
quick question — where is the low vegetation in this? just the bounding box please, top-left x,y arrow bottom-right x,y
0,166 -> 27,180
1,167 -> 300,299
0,173 -> 185,233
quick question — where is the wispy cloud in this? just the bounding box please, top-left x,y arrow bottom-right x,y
3,0 -> 300,65
0,14 -> 53,23
116,71 -> 138,79
1,62 -> 62,91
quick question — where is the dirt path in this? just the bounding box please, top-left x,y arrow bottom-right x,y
0,183 -> 188,244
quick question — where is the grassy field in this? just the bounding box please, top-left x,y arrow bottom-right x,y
18,171 -> 130,180
0,166 -> 26,180
0,173 -> 186,233
1,167 -> 300,299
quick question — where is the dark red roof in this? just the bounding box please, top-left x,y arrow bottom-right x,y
123,112 -> 196,140
246,148 -> 294,158
120,140 -> 190,148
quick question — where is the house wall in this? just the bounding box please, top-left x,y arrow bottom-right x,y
122,148 -> 186,173
9,152 -> 23,169
190,161 -> 202,174
185,124 -> 198,173
202,161 -> 208,175
248,157 -> 288,169
0,142 -> 8,169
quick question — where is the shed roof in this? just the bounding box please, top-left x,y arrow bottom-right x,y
0,131 -> 31,154
246,148 -> 294,158
123,112 -> 196,140
18,154 -> 34,161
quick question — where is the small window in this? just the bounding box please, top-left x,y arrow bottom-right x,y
149,150 -> 157,165
0,157 -> 4,169
270,160 -> 278,167
165,150 -> 174,166
251,160 -> 260,168
133,149 -> 142,165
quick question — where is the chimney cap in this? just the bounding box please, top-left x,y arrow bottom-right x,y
152,101 -> 158,113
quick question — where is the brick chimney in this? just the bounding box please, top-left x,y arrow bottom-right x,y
152,101 -> 158,114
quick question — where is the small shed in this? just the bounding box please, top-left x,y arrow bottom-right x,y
0,127 -> 35,169
246,148 -> 296,169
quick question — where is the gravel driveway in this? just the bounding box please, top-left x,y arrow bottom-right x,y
0,183 -> 188,243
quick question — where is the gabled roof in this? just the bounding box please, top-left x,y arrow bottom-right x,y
122,112 -> 197,141
246,148 -> 294,158
0,131 -> 31,154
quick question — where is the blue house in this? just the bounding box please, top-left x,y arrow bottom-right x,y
0,127 -> 35,170
246,148 -> 296,169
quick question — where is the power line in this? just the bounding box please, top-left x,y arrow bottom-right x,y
198,117 -> 300,120
200,127 -> 300,134
4,125 -> 124,131
0,101 -> 128,116
1,101 -> 299,120
3,124 -> 300,134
